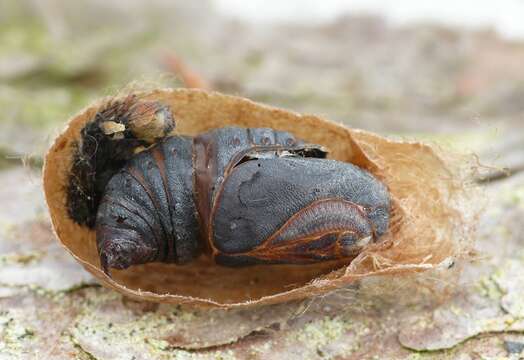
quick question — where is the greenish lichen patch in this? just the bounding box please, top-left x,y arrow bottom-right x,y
491,260 -> 524,318
62,287 -> 294,358
476,275 -> 505,300
0,251 -> 42,265
503,185 -> 524,209
294,316 -> 349,347
0,310 -> 36,357
399,257 -> 524,352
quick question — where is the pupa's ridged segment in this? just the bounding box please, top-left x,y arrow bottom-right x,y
43,88 -> 472,308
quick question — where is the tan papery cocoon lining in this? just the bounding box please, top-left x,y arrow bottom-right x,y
43,88 -> 474,308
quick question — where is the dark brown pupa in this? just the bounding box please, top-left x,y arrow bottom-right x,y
44,89 -> 469,308
92,125 -> 390,273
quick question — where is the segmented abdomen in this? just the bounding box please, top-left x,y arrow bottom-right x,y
96,136 -> 200,270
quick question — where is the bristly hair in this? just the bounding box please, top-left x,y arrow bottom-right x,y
66,95 -> 175,227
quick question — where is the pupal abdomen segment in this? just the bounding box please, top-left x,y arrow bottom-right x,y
96,136 -> 200,271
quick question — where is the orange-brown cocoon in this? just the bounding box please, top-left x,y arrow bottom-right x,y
43,88 -> 473,308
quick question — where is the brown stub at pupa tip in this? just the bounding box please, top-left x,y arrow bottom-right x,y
43,88 -> 476,308
125,97 -> 176,143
